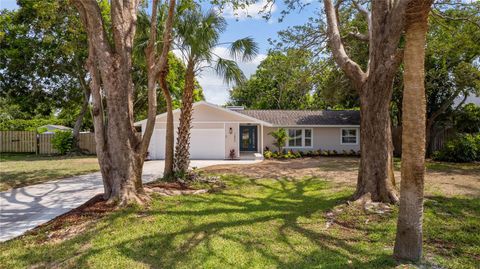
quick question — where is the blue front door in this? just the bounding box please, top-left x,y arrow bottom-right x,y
240,126 -> 257,151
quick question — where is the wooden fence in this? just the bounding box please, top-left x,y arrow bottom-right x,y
392,126 -> 456,156
0,131 -> 37,153
0,131 -> 97,154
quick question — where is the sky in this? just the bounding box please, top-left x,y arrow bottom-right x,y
2,0 -> 478,105
0,0 -> 318,105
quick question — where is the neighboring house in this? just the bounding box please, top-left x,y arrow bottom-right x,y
135,101 -> 360,160
38,125 -> 73,134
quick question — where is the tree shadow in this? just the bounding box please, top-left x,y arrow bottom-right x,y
20,176 -> 401,268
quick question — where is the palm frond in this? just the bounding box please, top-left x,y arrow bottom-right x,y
215,57 -> 246,85
229,37 -> 259,62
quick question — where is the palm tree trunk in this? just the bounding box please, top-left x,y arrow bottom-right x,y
394,0 -> 432,261
174,60 -> 195,174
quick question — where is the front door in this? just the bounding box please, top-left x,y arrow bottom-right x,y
240,126 -> 257,151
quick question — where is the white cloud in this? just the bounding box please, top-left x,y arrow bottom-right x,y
220,0 -> 277,20
174,47 -> 266,105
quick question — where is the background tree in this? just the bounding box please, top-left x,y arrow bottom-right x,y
229,49 -> 319,109
0,0 -> 91,150
394,0 -> 433,262
173,7 -> 258,175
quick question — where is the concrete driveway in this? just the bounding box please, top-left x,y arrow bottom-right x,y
0,159 -> 260,242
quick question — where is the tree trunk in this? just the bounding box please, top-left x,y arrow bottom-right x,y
174,60 -> 195,174
75,0 -> 148,206
72,83 -> 91,152
323,0 -> 408,204
353,78 -> 399,204
160,74 -> 175,178
393,0 -> 431,262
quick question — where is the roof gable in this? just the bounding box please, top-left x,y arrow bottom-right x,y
135,101 -> 268,125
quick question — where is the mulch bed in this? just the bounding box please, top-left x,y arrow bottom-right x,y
22,183 -> 208,242
24,194 -> 114,241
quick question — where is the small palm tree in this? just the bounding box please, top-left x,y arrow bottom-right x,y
269,128 -> 289,153
173,7 -> 258,174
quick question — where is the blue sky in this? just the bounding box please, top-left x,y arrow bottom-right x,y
1,0 -> 318,104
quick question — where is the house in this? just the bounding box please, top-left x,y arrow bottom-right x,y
38,125 -> 73,134
135,101 -> 360,160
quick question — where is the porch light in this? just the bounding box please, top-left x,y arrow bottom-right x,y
229,127 -> 233,134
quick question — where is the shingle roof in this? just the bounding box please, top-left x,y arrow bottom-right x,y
236,109 -> 360,126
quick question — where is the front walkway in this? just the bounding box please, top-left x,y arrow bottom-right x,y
0,159 -> 260,242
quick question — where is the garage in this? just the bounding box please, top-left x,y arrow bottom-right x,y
148,128 -> 225,160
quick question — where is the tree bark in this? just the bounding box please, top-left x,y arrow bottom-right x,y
394,0 -> 432,262
142,0 -> 176,178
160,75 -> 175,178
174,60 -> 195,174
354,81 -> 398,203
75,0 -> 175,206
72,79 -> 91,152
323,0 -> 408,203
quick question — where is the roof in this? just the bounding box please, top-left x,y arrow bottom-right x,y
134,101 -> 270,126
236,109 -> 360,126
40,125 -> 73,130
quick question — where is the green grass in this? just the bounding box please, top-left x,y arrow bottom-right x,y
1,175 -> 478,269
0,153 -> 99,191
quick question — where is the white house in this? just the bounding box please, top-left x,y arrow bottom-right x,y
135,101 -> 360,160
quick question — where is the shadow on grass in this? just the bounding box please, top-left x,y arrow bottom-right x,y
8,177 -> 479,269
13,177 -> 394,268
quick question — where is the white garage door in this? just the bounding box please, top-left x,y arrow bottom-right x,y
148,128 -> 225,160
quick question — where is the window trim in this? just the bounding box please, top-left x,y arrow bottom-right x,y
286,128 -> 313,148
340,128 -> 359,145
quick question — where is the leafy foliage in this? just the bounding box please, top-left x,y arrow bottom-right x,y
0,0 -> 88,119
0,118 -> 67,131
454,104 -> 480,133
269,128 -> 288,152
52,131 -> 74,155
432,134 -> 480,163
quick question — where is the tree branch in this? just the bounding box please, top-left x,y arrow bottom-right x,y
323,0 -> 366,89
72,0 -> 113,67
140,0 -> 177,157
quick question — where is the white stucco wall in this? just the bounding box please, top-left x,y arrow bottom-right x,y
263,126 -> 360,153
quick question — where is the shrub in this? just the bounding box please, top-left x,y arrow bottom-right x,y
0,118 -> 67,131
432,134 -> 480,163
52,130 -> 74,155
269,128 -> 288,152
263,150 -> 273,159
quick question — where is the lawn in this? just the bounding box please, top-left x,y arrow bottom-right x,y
0,153 -> 99,191
0,158 -> 478,269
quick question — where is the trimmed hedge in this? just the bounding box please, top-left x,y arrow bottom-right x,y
432,133 -> 480,163
263,149 -> 360,159
0,118 -> 67,131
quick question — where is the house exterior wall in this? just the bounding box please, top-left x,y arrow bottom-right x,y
224,123 -> 240,158
263,126 -> 360,153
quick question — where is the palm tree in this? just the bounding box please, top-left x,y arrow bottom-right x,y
393,0 -> 433,262
173,7 -> 258,175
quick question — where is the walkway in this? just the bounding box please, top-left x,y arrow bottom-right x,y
0,159 -> 260,242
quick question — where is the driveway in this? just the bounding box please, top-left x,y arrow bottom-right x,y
0,159 -> 260,242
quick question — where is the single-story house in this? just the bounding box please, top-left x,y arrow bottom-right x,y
38,125 -> 73,134
135,101 -> 360,160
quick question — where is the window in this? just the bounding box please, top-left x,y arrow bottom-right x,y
341,128 -> 358,144
287,128 -> 313,148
